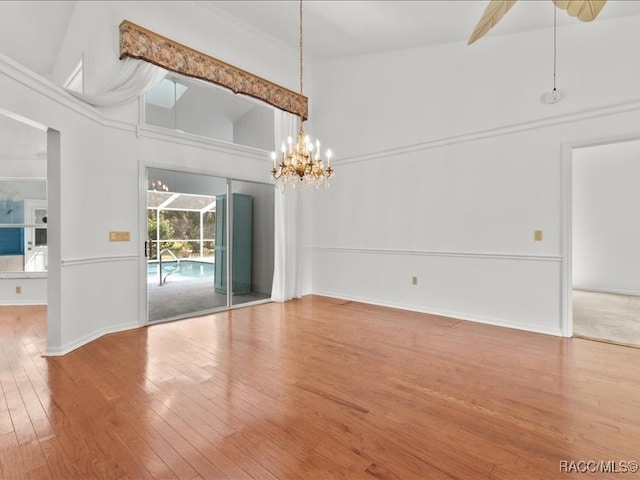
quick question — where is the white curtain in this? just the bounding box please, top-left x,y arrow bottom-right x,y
66,58 -> 167,107
271,110 -> 301,302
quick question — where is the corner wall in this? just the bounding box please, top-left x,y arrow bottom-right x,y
573,140 -> 640,295
308,15 -> 640,336
1,0 -> 295,355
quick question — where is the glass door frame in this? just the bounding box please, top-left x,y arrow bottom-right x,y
140,164 -> 274,325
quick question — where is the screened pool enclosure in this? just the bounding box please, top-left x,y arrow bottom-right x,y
147,189 -> 216,263
146,168 -> 274,322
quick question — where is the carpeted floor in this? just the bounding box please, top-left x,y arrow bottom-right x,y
148,277 -> 270,322
573,289 -> 640,348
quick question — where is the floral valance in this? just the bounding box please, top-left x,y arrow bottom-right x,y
119,20 -> 308,120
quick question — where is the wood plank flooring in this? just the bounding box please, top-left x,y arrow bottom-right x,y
1,296 -> 640,479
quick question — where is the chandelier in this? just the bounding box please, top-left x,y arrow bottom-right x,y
149,180 -> 169,192
271,0 -> 333,191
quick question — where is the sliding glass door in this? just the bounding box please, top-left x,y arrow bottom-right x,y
146,168 -> 273,322
229,180 -> 274,307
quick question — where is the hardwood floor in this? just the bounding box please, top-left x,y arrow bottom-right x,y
1,297 -> 640,479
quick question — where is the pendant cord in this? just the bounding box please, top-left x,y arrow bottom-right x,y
271,0 -> 333,189
553,4 -> 557,91
299,0 -> 303,96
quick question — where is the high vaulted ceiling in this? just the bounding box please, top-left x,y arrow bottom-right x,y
2,1 -> 640,79
0,1 -> 75,78
208,1 -> 640,60
0,112 -> 47,161
1,1 -> 640,161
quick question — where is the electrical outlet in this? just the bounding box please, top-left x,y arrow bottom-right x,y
411,276 -> 418,286
15,286 -> 22,294
534,230 -> 543,242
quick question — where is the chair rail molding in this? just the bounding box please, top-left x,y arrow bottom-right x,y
311,246 -> 562,263
61,254 -> 139,267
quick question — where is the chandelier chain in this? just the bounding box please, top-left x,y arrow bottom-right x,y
553,3 -> 557,91
299,0 -> 303,96
270,0 -> 333,191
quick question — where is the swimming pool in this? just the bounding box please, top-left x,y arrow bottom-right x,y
147,260 -> 215,283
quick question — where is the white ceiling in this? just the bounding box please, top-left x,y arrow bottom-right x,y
3,1 -> 640,77
206,0 -> 640,60
0,113 -> 47,161
0,1 -> 75,77
2,0 -> 640,161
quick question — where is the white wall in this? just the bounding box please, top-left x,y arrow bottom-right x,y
308,15 -> 640,336
0,55 -> 115,350
234,106 -> 275,152
0,160 -> 45,178
310,16 -> 640,159
0,0 -> 298,354
573,140 -> 640,295
145,97 -> 234,143
147,90 -> 275,150
52,1 -> 300,123
7,1 -> 639,354
0,277 -> 46,305
173,90 -> 234,143
145,104 -> 175,131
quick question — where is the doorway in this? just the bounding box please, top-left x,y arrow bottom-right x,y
145,167 -> 274,323
0,110 -> 48,306
570,138 -> 640,347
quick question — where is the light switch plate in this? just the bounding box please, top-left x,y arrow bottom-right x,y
109,231 -> 130,242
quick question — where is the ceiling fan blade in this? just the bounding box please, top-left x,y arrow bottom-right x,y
553,0 -> 607,22
467,0 -> 518,45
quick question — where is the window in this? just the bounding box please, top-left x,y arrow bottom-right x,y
64,58 -> 84,93
144,74 -> 275,151
0,181 -> 47,273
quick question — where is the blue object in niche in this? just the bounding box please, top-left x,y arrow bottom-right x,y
0,200 -> 25,255
0,228 -> 24,255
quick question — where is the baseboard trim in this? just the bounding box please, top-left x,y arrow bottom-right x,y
312,290 -> 563,338
45,321 -> 140,356
0,301 -> 46,306
573,286 -> 640,297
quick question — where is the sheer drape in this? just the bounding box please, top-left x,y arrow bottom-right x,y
271,110 -> 302,302
66,58 -> 167,107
